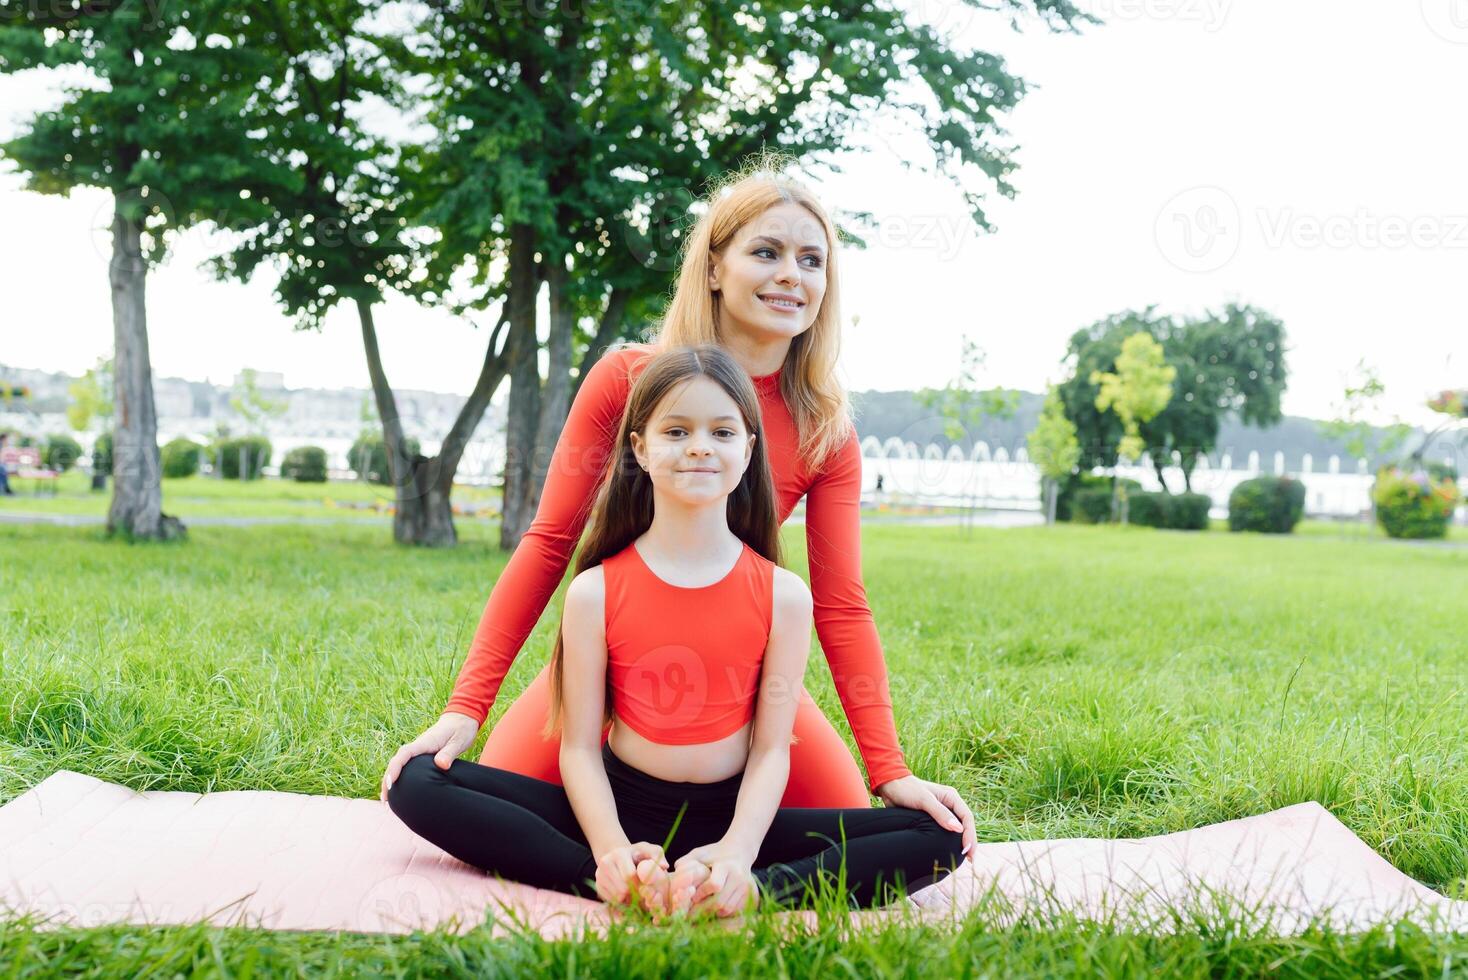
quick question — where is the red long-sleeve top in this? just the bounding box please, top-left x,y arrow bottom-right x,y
444,344 -> 913,790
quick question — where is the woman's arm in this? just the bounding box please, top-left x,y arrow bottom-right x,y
442,347 -> 643,725
717,568 -> 814,861
556,567 -> 631,860
802,427 -> 913,791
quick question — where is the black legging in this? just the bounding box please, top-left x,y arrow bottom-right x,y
388,743 -> 964,909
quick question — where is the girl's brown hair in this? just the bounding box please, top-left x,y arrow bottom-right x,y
544,344 -> 782,736
654,153 -> 854,475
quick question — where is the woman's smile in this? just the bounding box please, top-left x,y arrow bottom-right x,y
758,293 -> 805,314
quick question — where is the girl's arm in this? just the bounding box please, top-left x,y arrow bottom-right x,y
802,427 -> 913,791
716,567 -> 815,861
556,567 -> 632,861
443,347 -> 645,725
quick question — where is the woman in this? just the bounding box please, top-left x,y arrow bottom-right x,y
387,345 -> 964,916
380,162 -> 975,853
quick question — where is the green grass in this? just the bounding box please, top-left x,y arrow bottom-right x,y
0,470 -> 501,519
3,516 -> 1468,975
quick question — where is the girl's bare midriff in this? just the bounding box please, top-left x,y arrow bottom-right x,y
608,717 -> 753,783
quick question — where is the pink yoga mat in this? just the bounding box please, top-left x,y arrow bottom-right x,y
2,769 -> 1465,936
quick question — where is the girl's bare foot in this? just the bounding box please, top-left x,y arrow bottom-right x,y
634,856 -> 674,920
668,858 -> 712,917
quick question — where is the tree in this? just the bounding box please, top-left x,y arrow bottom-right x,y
200,0 -> 473,544
1058,303 -> 1288,493
916,336 -> 1021,444
228,368 -> 288,434
1140,304 -> 1287,491
405,0 -> 1096,549
66,356 -> 114,432
1316,361 -> 1412,464
1090,332 -> 1174,523
0,0 -> 279,539
1028,384 -> 1080,524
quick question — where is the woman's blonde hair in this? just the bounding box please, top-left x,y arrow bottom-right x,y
652,154 -> 853,474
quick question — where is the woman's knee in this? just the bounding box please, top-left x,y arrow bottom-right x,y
904,808 -> 965,868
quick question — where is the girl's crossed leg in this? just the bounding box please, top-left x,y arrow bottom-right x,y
387,754 -> 964,909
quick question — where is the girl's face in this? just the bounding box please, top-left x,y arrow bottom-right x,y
630,375 -> 756,507
707,202 -> 828,344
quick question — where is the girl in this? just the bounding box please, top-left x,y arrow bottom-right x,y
387,346 -> 965,916
382,162 -> 976,852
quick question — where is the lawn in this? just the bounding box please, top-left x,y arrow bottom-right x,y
2,514 -> 1467,975
0,470 -> 501,519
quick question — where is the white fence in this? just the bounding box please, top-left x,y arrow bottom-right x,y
858,437 -> 1465,520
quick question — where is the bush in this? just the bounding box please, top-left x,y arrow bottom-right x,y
1057,475 -> 1142,523
281,445 -> 328,483
1228,476 -> 1306,533
43,434 -> 83,472
1127,491 -> 1212,530
349,434 -> 420,485
1125,491 -> 1167,528
212,436 -> 272,480
1372,466 -> 1459,540
161,437 -> 202,478
1072,488 -> 1117,524
1168,492 -> 1213,530
92,431 -> 113,474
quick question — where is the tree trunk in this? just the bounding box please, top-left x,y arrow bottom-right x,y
1151,452 -> 1171,494
499,224 -> 542,550
356,301 -> 511,547
358,298 -> 454,546
1045,478 -> 1058,524
570,286 -> 630,401
525,259 -> 575,520
105,206 -> 185,541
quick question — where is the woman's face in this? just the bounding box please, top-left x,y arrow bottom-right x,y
707,202 -> 828,345
630,375 -> 756,507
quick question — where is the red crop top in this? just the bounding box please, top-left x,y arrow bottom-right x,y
445,343 -> 913,790
602,539 -> 774,744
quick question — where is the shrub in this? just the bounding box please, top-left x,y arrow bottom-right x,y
161,437 -> 202,478
1126,491 -> 1168,528
92,431 -> 113,474
1372,466 -> 1459,540
1168,492 -> 1213,530
1228,476 -> 1306,533
1071,488 -> 1115,524
281,445 -> 328,483
1123,491 -> 1212,531
212,436 -> 272,480
43,434 -> 83,472
349,434 -> 420,485
1057,475 -> 1141,523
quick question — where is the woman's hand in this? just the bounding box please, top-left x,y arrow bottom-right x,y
595,842 -> 670,907
873,775 -> 976,859
379,711 -> 480,801
673,842 -> 759,918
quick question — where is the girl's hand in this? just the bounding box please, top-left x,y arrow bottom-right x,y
873,775 -> 976,859
379,711 -> 480,801
596,842 -> 669,907
674,842 -> 758,917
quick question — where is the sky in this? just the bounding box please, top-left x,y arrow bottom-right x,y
2,0 -> 1464,430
